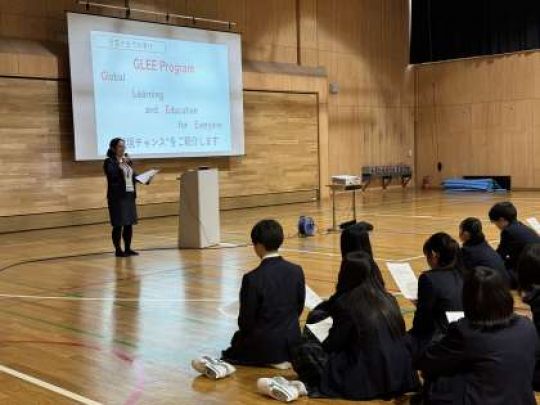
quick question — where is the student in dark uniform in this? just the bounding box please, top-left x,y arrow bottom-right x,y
489,201 -> 540,286
222,219 -> 306,369
459,217 -> 508,281
417,266 -> 538,405
307,221 -> 383,324
103,137 -> 148,257
408,232 -> 464,355
517,243 -> 540,390
257,252 -> 419,402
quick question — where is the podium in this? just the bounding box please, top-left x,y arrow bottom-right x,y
178,168 -> 220,248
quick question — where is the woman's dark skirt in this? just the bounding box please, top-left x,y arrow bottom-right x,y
108,192 -> 138,227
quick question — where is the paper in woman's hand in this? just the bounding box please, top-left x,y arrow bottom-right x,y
136,169 -> 159,184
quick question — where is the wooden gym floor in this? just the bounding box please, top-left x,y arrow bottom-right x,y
1,189 -> 540,404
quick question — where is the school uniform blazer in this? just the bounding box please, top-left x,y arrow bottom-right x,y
461,240 -> 508,280
408,267 -> 463,353
319,293 -> 420,400
522,286 -> 540,391
416,316 -> 538,405
103,157 -> 138,200
222,257 -> 306,365
497,221 -> 540,271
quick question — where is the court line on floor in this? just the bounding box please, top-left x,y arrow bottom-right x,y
0,364 -> 102,405
0,294 -> 224,302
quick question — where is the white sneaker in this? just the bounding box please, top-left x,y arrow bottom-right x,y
257,376 -> 300,402
269,361 -> 292,370
289,380 -> 308,397
191,356 -> 236,380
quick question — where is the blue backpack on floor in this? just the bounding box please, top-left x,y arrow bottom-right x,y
298,216 -> 316,237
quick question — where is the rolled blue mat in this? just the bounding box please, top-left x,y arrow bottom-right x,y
442,178 -> 506,192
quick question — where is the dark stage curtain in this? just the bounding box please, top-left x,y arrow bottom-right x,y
410,0 -> 540,63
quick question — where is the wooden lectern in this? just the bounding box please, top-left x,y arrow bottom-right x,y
178,168 -> 220,248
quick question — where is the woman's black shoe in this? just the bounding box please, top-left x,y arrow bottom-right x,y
115,249 -> 127,257
125,249 -> 139,256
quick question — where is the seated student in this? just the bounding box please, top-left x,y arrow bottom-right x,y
517,243 -> 540,390
257,252 -> 420,402
459,217 -> 508,281
489,201 -> 540,286
408,232 -> 464,355
307,221 -> 383,324
416,266 -> 538,405
221,219 -> 306,369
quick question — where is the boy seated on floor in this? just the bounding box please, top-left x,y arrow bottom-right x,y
221,219 -> 306,369
489,201 -> 540,287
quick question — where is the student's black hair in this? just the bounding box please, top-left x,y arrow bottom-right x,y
337,221 -> 384,292
107,137 -> 125,159
517,243 -> 540,292
250,219 -> 284,251
463,266 -> 514,328
423,232 -> 461,269
345,251 -> 405,340
460,217 -> 486,244
340,221 -> 374,258
488,202 -> 517,223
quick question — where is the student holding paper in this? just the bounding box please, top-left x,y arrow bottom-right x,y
307,221 -> 383,324
459,217 -> 508,281
103,137 -> 153,257
408,233 -> 464,355
257,252 -> 420,402
416,267 -> 537,405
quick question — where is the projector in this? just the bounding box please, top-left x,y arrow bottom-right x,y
331,175 -> 362,186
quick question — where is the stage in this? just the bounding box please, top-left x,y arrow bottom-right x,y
0,189 -> 539,404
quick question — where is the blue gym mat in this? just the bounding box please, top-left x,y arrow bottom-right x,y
442,178 -> 507,193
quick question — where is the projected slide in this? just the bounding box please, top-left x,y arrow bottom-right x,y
67,13 -> 244,160
90,31 -> 231,156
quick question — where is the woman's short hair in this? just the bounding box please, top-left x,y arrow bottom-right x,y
463,266 -> 514,328
517,243 -> 540,291
460,217 -> 485,244
423,232 -> 460,268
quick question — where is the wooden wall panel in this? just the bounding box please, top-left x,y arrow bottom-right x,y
0,78 -> 319,217
308,0 -> 414,176
415,51 -> 540,188
0,0 -> 413,178
0,0 -> 413,224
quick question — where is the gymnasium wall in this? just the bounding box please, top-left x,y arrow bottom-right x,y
0,0 -> 413,229
415,51 -> 540,188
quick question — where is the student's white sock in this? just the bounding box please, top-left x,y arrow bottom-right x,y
269,361 -> 292,370
257,376 -> 300,402
191,356 -> 236,380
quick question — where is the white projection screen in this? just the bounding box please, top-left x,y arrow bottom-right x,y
67,12 -> 244,160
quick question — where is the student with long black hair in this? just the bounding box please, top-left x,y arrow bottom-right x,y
517,243 -> 540,390
417,267 -> 538,405
459,217 -> 508,280
307,221 -> 383,324
258,252 -> 420,402
408,232 -> 464,354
